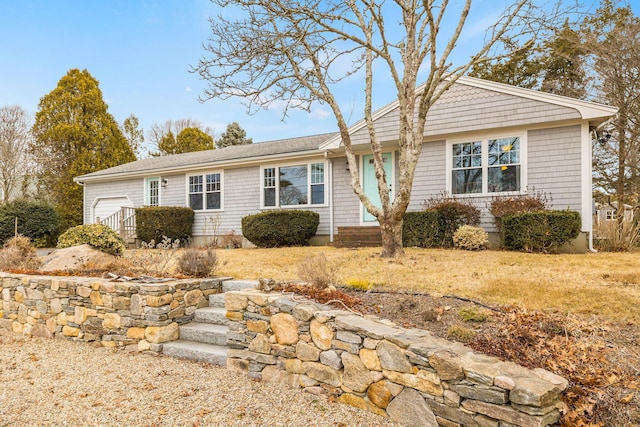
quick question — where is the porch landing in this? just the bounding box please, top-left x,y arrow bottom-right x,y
332,226 -> 382,248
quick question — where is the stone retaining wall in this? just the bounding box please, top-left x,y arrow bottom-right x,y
225,289 -> 568,427
0,272 -> 224,352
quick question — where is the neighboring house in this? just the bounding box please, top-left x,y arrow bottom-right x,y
594,201 -> 635,226
75,76 -> 617,252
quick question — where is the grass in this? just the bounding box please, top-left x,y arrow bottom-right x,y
214,246 -> 640,324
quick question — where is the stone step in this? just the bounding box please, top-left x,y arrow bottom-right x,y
194,306 -> 228,325
222,280 -> 258,293
208,292 -> 225,308
162,340 -> 227,366
179,322 -> 228,346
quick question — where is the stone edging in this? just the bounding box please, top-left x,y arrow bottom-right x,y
225,289 -> 568,427
0,272 -> 226,352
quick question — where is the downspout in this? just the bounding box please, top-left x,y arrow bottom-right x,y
325,151 -> 334,243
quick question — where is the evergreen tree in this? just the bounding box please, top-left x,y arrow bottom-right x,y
541,20 -> 587,99
468,39 -> 545,89
217,122 -> 253,148
31,69 -> 136,229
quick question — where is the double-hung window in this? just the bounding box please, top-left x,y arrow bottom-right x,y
262,162 -> 325,207
188,172 -> 222,210
451,136 -> 522,195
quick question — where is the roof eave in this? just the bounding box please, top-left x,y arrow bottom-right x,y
74,148 -> 326,184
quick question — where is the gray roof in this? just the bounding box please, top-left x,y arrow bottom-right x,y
76,132 -> 338,182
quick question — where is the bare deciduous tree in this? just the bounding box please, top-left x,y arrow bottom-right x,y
584,1 -> 640,218
0,105 -> 32,203
194,0 -> 570,257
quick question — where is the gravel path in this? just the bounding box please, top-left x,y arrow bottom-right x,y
0,330 -> 398,427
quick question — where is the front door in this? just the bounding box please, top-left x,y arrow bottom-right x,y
362,153 -> 392,223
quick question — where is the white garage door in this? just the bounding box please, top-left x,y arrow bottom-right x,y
92,197 -> 133,223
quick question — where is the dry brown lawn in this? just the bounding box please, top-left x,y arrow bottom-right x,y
215,246 -> 640,324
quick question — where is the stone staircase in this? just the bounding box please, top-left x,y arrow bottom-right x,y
162,280 -> 257,366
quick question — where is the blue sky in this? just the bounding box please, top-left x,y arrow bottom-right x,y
0,0 -> 634,152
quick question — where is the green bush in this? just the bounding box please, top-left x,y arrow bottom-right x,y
0,199 -> 60,245
57,223 -> 126,256
402,211 -> 443,247
453,225 -> 489,250
241,210 -> 319,247
403,198 -> 481,248
135,207 -> 194,245
489,188 -> 551,233
502,210 -> 581,253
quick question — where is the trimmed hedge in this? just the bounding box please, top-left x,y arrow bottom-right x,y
135,206 -> 194,244
403,201 -> 481,248
0,199 -> 59,244
402,211 -> 443,248
57,223 -> 126,256
242,210 -> 319,247
502,210 -> 581,253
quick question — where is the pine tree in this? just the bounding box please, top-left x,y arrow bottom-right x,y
31,69 -> 136,229
541,21 -> 587,99
217,122 -> 253,148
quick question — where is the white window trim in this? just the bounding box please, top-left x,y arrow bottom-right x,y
259,160 -> 328,209
144,177 -> 161,206
185,171 -> 224,211
446,132 -> 527,197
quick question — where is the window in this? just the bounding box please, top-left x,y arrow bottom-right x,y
188,173 -> 222,210
451,136 -> 522,195
605,210 -> 617,221
146,177 -> 160,206
263,162 -> 325,207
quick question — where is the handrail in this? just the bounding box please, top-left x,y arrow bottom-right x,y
97,207 -> 136,241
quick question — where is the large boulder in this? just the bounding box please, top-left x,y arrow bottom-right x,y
39,244 -> 117,272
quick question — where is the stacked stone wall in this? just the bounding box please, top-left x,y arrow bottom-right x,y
225,289 -> 568,427
0,272 -> 224,352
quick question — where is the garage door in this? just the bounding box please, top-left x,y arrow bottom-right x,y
92,197 -> 133,223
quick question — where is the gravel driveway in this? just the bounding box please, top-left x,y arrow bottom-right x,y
0,330 -> 398,426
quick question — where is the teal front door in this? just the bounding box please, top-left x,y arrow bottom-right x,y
362,153 -> 392,222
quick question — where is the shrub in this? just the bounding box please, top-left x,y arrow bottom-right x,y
296,252 -> 337,289
423,195 -> 481,248
0,235 -> 40,270
502,210 -> 581,253
178,248 -> 218,277
403,196 -> 481,248
402,211 -> 442,247
0,199 -> 60,245
594,221 -> 640,252
242,210 -> 319,247
126,236 -> 181,276
344,278 -> 374,291
135,206 -> 194,245
453,225 -> 489,251
489,188 -> 552,233
57,223 -> 126,256
220,230 -> 243,249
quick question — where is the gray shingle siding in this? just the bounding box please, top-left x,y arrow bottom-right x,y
349,84 -> 582,145
528,125 -> 583,214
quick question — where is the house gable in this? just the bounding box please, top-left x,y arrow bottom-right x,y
321,76 -> 617,149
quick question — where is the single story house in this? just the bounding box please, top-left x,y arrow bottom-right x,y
75,76 -> 617,251
594,201 -> 636,226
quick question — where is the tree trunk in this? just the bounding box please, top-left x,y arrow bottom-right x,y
379,218 -> 404,258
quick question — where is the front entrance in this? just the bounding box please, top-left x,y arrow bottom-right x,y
362,153 -> 393,223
